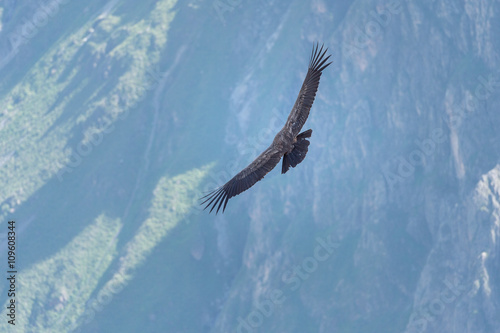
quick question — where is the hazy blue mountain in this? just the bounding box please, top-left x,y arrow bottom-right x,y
0,0 -> 499,332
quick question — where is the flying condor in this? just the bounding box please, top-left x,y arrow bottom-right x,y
201,43 -> 332,214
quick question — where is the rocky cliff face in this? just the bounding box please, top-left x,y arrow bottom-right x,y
211,1 -> 500,332
0,0 -> 498,332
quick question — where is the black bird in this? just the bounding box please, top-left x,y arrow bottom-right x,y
201,43 -> 332,214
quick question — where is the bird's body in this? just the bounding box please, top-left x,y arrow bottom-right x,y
202,43 -> 331,214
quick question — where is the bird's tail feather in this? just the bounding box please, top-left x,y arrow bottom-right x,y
297,129 -> 312,139
281,129 -> 312,174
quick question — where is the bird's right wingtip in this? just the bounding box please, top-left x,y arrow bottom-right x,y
309,42 -> 332,72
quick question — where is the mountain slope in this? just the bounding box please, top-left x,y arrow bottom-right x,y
0,0 -> 499,332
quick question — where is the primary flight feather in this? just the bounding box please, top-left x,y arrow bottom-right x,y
201,43 -> 332,214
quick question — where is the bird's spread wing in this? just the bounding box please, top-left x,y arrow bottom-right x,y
285,43 -> 332,136
201,145 -> 282,214
202,43 -> 331,214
